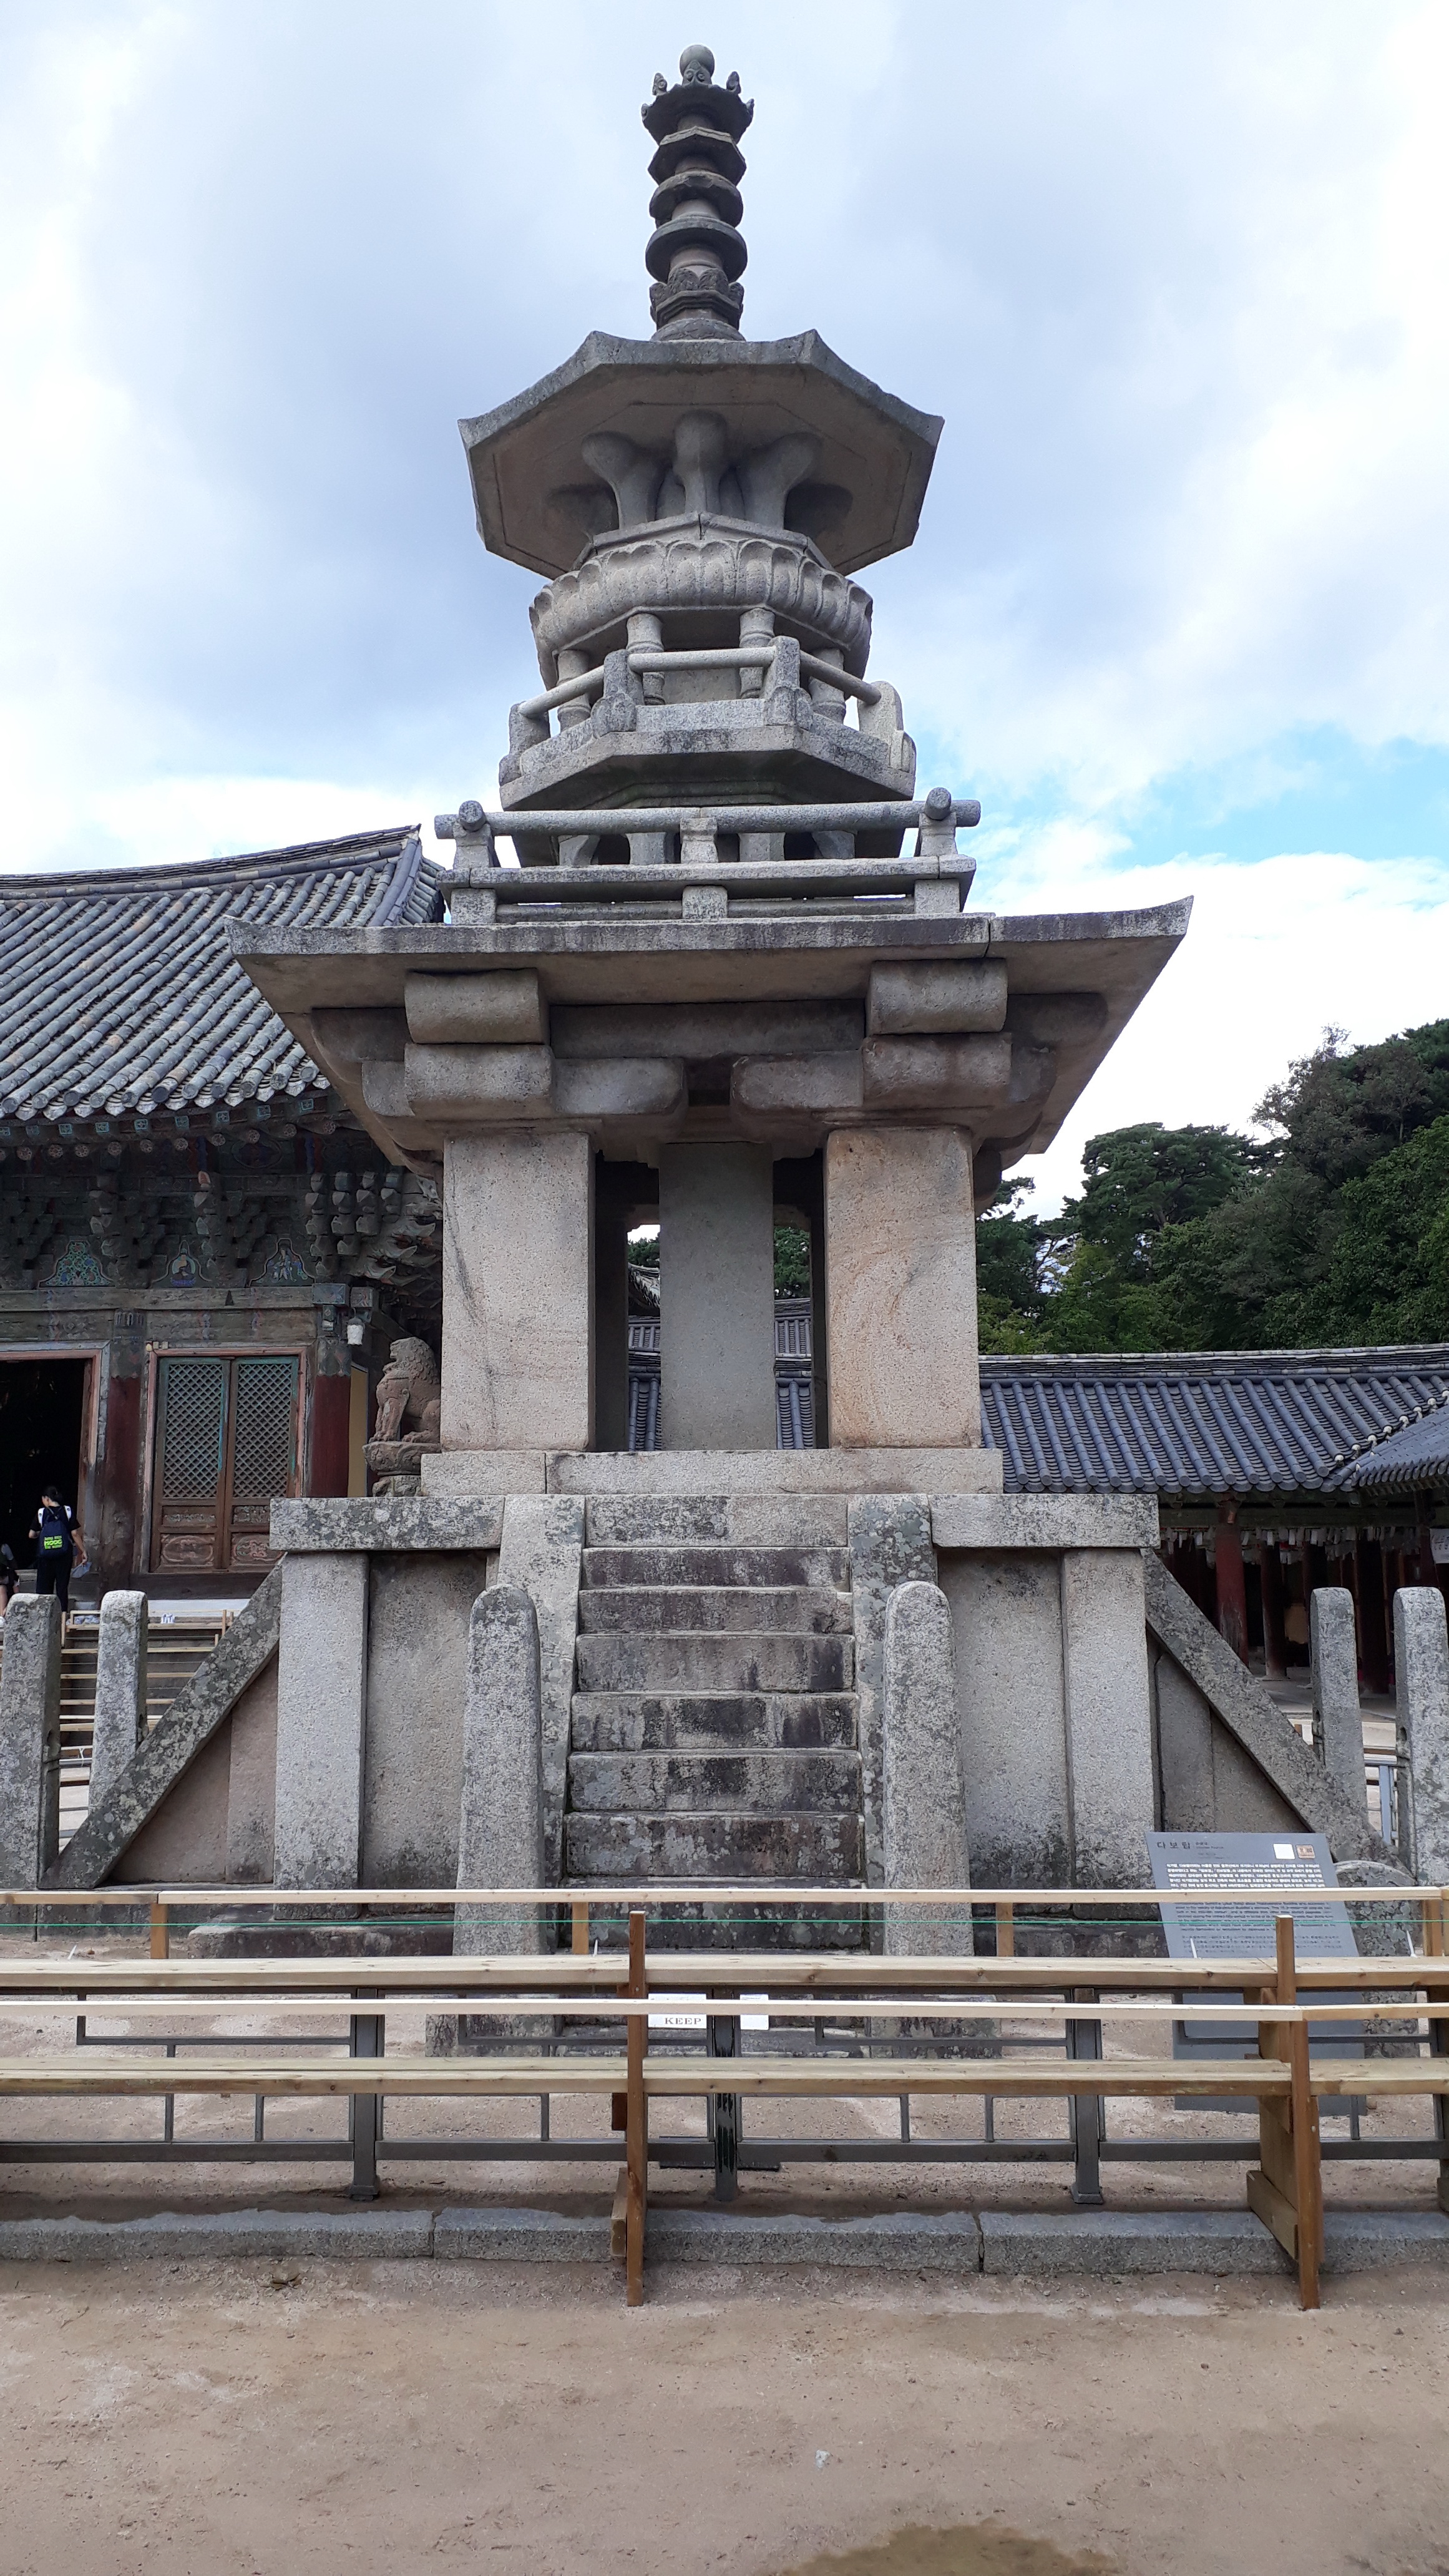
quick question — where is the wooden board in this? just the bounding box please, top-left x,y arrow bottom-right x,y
637,2054 -> 1294,2099
0,2052 -> 629,2097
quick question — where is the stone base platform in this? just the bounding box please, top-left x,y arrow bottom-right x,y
420,1447 -> 1006,1499
2,2202 -> 1445,2276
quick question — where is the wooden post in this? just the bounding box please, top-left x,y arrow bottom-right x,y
571,1899 -> 590,1956
1214,1502 -> 1249,1663
625,1907 -> 647,2308
1247,1913 -> 1323,2306
1289,2012 -> 1322,2310
995,1901 -> 1015,1960
1258,1540 -> 1288,1681
149,1898 -> 169,1961
1355,1534 -> 1392,1695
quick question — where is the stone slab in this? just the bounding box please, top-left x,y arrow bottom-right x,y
1321,2209 -> 1449,2268
542,1450 -> 1003,1496
434,2208 -> 610,2260
0,2208 -> 434,2263
979,2209 -> 1287,2278
645,2209 -> 983,2269
931,1493 -> 1159,1551
271,1498 -> 506,1551
422,1451 -> 547,1496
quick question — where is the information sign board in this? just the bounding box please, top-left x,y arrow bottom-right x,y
1146,1829 -> 1363,2067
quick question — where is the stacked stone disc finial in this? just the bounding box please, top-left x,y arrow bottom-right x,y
642,44 -> 754,339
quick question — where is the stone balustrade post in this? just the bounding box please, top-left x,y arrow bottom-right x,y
0,1595 -> 62,1886
455,1586 -> 544,1957
90,1590 -> 149,1807
1310,1586 -> 1365,1815
1394,1586 -> 1449,1880
881,1579 -> 972,1956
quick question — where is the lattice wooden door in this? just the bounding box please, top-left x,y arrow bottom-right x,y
152,1354 -> 300,1571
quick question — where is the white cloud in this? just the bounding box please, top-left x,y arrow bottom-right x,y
1000,845 -> 1449,1212
0,0 -> 1446,1236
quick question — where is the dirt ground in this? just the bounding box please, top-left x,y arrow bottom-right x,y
1,2256 -> 1447,2576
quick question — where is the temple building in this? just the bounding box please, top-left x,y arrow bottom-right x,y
0,832 -> 443,1591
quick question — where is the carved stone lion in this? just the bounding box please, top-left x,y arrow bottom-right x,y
366,1336 -> 442,1491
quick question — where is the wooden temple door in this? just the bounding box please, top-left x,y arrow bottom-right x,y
150,1354 -> 300,1573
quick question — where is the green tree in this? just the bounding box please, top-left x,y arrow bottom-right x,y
1053,1121 -> 1258,1279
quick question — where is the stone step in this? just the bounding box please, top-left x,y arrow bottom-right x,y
564,1811 -> 864,1883
569,1691 -> 859,1753
576,1585 -> 851,1637
574,1629 -> 854,1695
583,1496 -> 848,1549
580,1544 -> 851,1590
567,1750 -> 862,1815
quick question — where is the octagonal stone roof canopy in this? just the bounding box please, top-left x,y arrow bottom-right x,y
461,329 -> 944,580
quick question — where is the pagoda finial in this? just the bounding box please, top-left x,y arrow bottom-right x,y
641,44 -> 754,339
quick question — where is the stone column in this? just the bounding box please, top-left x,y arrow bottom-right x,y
1060,1548 -> 1155,1886
1310,1587 -> 1365,1815
1394,1586 -> 1449,1881
441,1131 -> 594,1457
881,1580 -> 972,1955
454,1586 -> 544,1956
658,1143 -> 776,1449
0,1595 -> 62,1885
824,1127 -> 980,1448
593,1170 -> 632,1454
90,1590 -> 148,1807
273,1553 -> 368,1888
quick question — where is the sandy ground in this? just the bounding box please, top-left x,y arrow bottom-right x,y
1,2256 -> 1448,2575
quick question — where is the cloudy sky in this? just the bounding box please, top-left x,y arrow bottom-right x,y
2,0 -> 1446,1206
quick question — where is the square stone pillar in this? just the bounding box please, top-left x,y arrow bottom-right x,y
273,1552 -> 368,1888
824,1127 -> 980,1448
441,1132 -> 594,1452
659,1143 -> 776,1449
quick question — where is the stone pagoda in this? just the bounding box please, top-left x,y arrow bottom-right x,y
238,43 -> 1185,1495
218,45 -> 1191,1910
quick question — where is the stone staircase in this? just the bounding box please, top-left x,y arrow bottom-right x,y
564,1499 -> 864,1894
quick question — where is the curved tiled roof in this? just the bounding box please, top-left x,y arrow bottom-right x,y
1349,1397 -> 1449,1495
0,830 -> 441,1120
979,1349 -> 1449,1497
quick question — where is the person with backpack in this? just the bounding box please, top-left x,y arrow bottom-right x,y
29,1487 -> 85,1614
